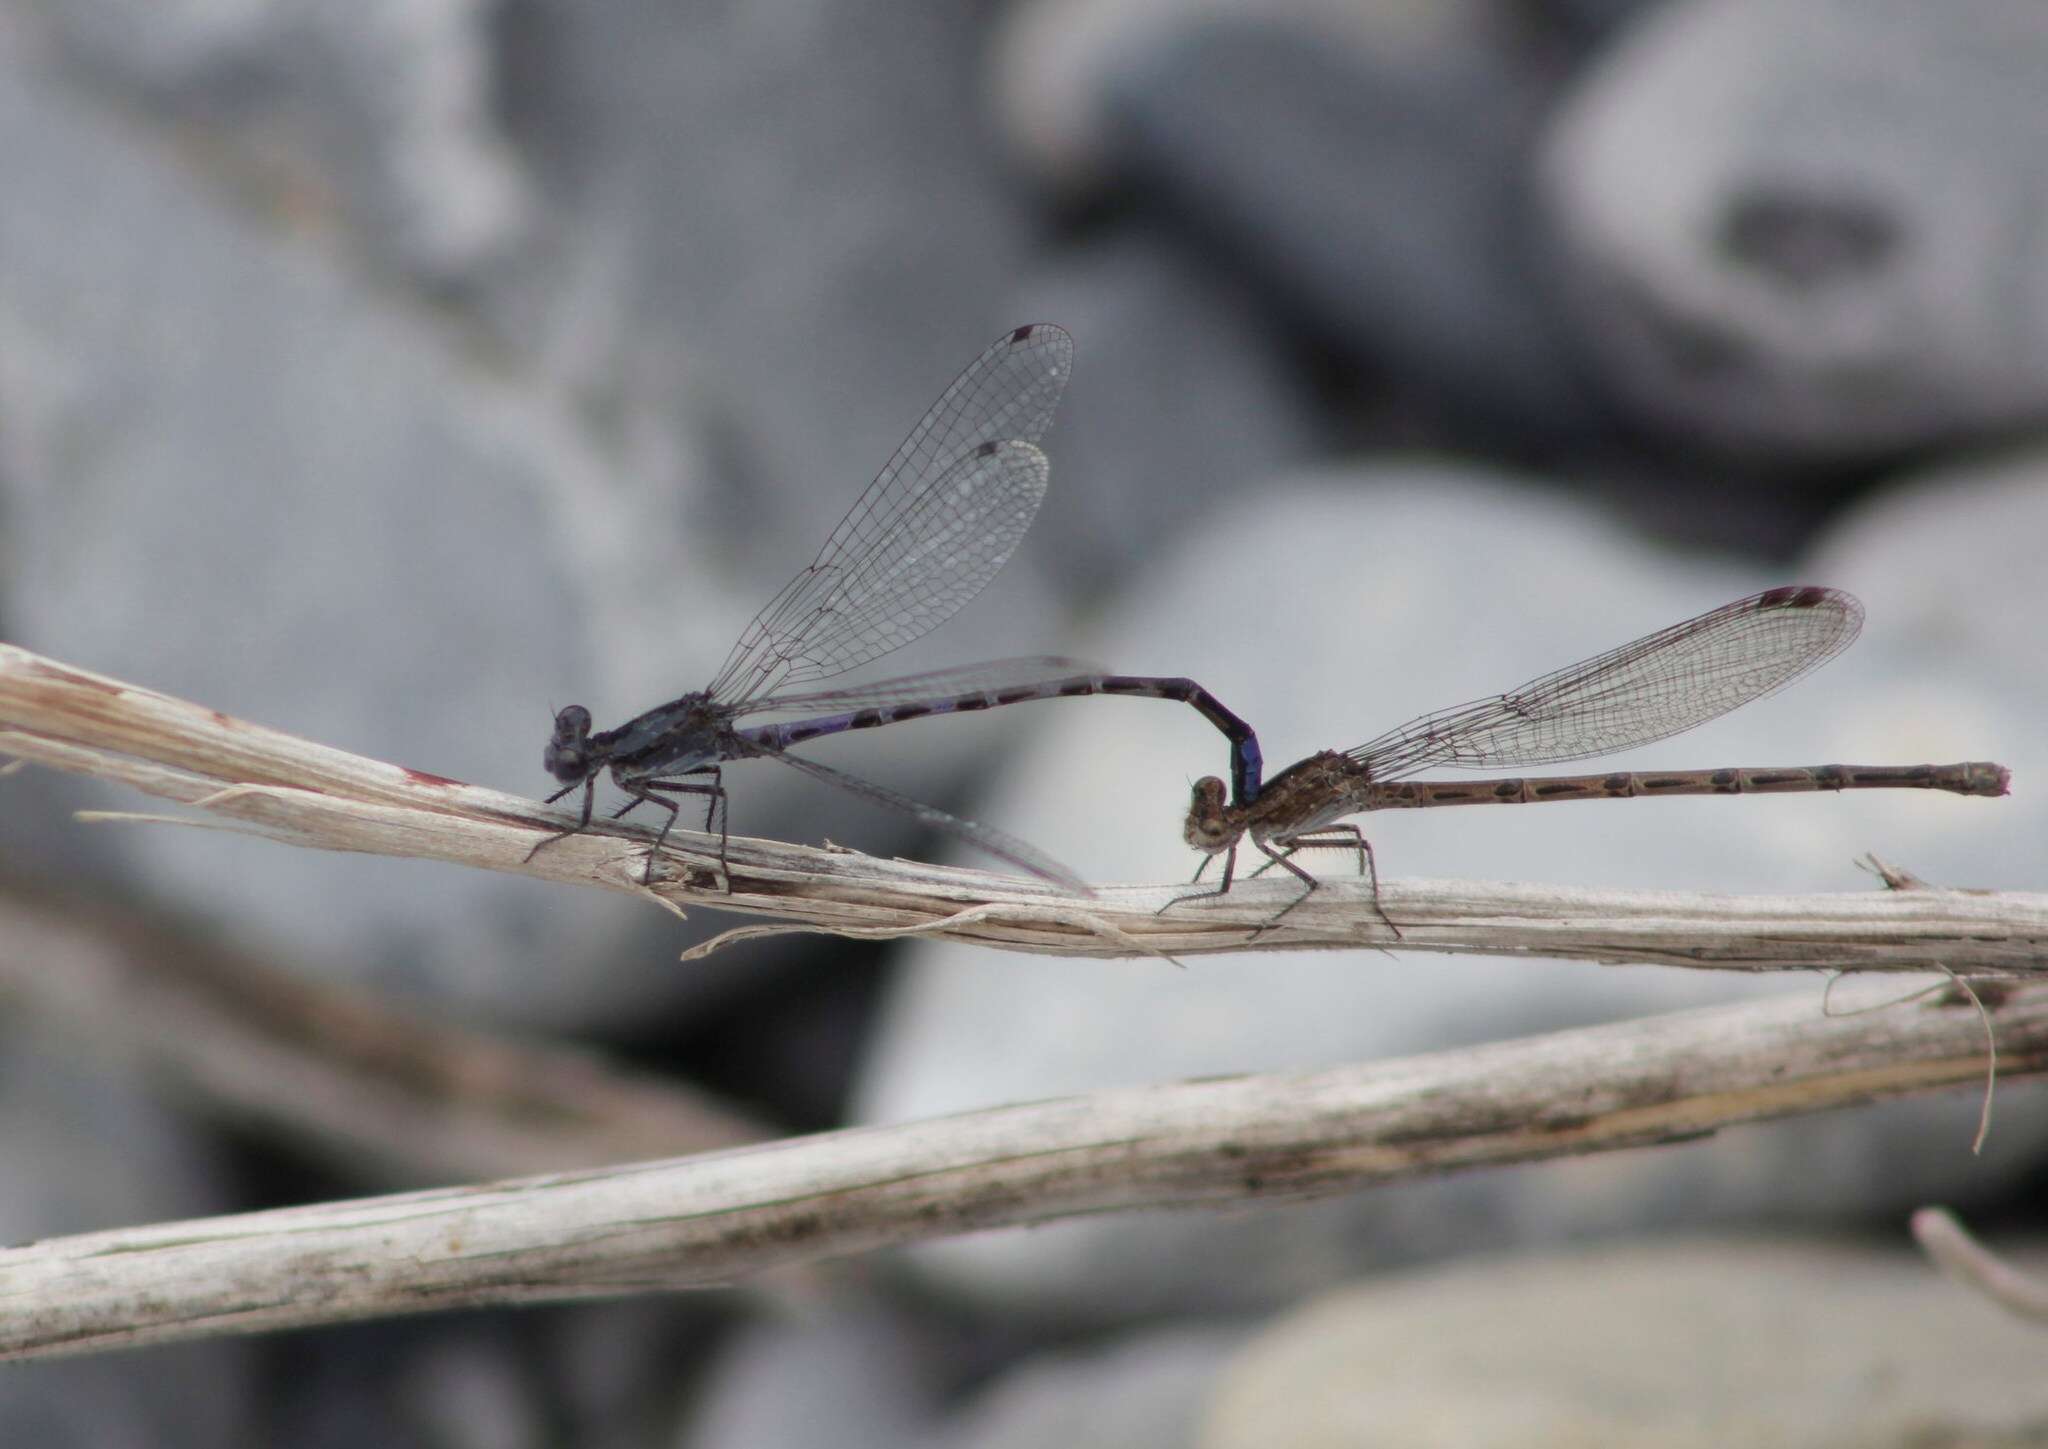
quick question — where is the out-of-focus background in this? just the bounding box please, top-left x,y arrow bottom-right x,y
2,0 -> 2046,1440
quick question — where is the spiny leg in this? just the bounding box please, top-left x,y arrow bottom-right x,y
692,765 -> 728,886
635,768 -> 728,889
1156,844 -> 1238,914
697,771 -> 731,890
615,768 -> 722,822
1251,840 -> 1322,930
612,784 -> 680,886
1246,828 -> 1363,882
1260,827 -> 1399,938
524,778 -> 596,866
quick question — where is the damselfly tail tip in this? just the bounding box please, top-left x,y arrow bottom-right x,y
1961,762 -> 2016,797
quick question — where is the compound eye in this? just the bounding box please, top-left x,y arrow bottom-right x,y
551,704 -> 593,743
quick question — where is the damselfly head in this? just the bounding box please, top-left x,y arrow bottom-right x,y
1183,776 -> 1236,854
544,704 -> 596,783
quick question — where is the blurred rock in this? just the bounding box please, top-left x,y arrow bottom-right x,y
35,0 -> 531,281
273,1301 -> 711,1448
1817,444 -> 2048,763
497,0 -> 1048,600
1543,0 -> 2048,458
1203,1239 -> 2048,1447
993,0 -> 1503,193
1813,444 -> 2048,897
1015,226 -> 1323,595
270,1318 -> 547,1449
27,0 -> 270,91
0,1031 -> 254,1444
924,1324 -> 1246,1449
555,1300 -> 720,1448
855,463 -> 2046,1320
678,1301 -> 941,1449
1541,0 -> 1673,43
1097,14 -> 1611,446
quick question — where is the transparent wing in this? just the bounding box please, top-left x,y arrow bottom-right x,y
735,656 -> 1103,716
747,745 -> 1089,892
706,324 -> 1075,705
1351,587 -> 1865,781
706,441 -> 1050,705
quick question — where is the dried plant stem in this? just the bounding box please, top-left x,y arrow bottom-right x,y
1,643 -> 2041,969
1911,1208 -> 2048,1323
1,982 -> 2044,1361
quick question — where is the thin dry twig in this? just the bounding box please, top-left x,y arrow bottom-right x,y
1911,1208 -> 2048,1325
1,982 -> 2044,1361
1823,968 -> 1999,1151
2,643 -> 2042,969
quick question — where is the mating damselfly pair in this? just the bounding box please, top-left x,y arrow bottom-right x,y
529,326 -> 2007,919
